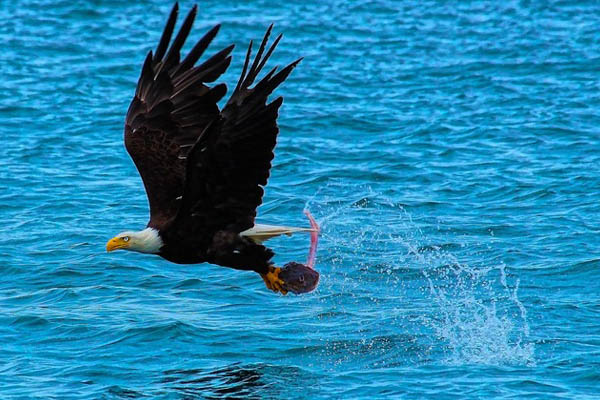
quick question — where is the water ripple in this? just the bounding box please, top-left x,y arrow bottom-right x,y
2,0 -> 600,398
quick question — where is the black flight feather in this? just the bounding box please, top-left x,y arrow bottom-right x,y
154,3 -> 178,62
175,24 -> 221,75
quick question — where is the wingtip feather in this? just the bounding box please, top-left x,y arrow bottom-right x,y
154,3 -> 179,62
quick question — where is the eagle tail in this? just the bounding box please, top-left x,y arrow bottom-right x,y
240,223 -> 316,244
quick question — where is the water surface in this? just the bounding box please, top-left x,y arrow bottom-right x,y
1,1 -> 599,398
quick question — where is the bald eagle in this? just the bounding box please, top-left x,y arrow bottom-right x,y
106,3 -> 319,295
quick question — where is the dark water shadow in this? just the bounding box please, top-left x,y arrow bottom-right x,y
160,363 -> 265,400
104,362 -> 318,399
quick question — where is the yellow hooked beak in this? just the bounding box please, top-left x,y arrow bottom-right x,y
106,236 -> 130,252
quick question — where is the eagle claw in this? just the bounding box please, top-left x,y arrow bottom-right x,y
261,266 -> 288,295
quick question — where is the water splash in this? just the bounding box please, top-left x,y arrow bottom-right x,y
413,246 -> 535,366
307,181 -> 535,367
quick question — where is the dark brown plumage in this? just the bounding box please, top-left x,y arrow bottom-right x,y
122,3 -> 301,276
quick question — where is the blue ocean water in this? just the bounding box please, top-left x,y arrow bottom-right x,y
1,0 -> 600,398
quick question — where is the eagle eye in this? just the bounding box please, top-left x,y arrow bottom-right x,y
122,236 -> 130,242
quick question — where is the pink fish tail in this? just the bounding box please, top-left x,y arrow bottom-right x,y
303,209 -> 320,269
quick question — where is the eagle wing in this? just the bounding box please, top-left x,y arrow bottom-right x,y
172,26 -> 301,236
124,3 -> 233,228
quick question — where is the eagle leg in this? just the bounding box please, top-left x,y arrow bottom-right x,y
260,211 -> 319,295
261,266 -> 288,295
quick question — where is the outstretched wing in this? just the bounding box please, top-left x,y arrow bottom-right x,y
172,25 -> 301,236
124,3 -> 233,228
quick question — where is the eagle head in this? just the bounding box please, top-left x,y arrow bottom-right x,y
106,228 -> 163,254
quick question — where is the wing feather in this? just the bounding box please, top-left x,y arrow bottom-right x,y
124,4 -> 234,228
171,27 -> 301,236
153,3 -> 178,62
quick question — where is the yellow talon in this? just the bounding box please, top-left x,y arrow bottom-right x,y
261,266 -> 288,295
